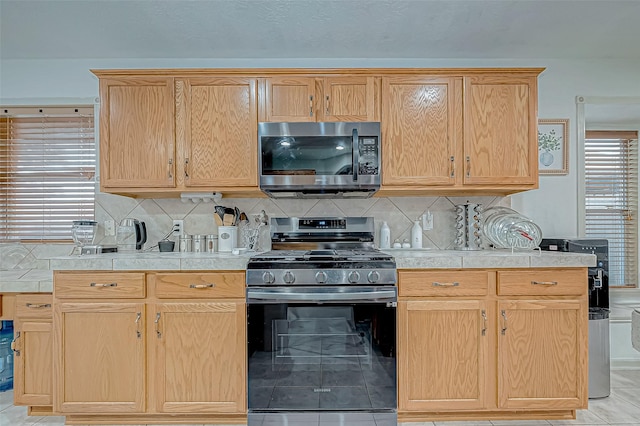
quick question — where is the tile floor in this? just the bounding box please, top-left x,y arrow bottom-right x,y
1,369 -> 639,426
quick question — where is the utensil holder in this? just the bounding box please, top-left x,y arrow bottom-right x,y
454,203 -> 483,250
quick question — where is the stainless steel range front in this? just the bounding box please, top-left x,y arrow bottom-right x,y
246,217 -> 397,426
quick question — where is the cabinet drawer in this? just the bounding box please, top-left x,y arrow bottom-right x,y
54,272 -> 145,299
154,272 -> 245,299
15,294 -> 53,319
399,270 -> 490,297
497,269 -> 587,296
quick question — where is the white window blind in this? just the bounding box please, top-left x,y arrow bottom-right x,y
585,130 -> 638,288
0,106 -> 96,241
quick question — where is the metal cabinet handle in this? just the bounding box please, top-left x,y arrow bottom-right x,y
10,331 -> 21,356
135,312 -> 142,339
432,281 -> 460,287
501,310 -> 508,335
90,282 -> 117,287
481,310 -> 487,336
184,158 -> 190,179
466,156 -> 471,177
309,95 -> 314,117
26,303 -> 51,309
450,156 -> 455,177
189,283 -> 215,289
325,95 -> 330,115
168,158 -> 173,179
155,312 -> 162,338
531,280 -> 558,286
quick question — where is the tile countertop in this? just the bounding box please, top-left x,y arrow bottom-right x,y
0,249 -> 596,293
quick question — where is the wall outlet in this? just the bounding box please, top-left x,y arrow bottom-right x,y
172,219 -> 184,237
104,219 -> 116,236
422,211 -> 434,231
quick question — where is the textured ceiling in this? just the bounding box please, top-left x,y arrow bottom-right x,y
1,0 -> 640,60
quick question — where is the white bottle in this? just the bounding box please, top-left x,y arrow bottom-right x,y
380,221 -> 391,249
411,220 -> 423,249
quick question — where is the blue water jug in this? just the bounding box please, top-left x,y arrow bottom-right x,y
0,321 -> 14,391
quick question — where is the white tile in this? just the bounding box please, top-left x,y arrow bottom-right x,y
0,404 -> 40,425
434,422 -> 492,426
587,391 -> 640,424
610,386 -> 640,408
549,408 -> 608,424
0,389 -> 14,411
611,369 -> 640,388
491,421 -> 551,425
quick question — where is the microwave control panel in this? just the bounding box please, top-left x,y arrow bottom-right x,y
358,137 -> 379,175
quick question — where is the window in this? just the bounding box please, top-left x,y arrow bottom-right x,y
0,106 -> 96,241
584,130 -> 638,287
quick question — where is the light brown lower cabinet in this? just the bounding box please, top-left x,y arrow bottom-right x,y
398,268 -> 588,422
52,270 -> 246,424
12,294 -> 54,409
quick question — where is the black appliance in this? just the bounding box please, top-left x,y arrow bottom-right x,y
246,217 -> 397,426
540,238 -> 610,398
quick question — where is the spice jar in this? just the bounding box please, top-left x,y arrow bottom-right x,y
179,234 -> 192,252
205,234 -> 218,252
191,234 -> 204,253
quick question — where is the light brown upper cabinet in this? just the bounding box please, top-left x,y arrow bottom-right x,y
175,77 -> 258,189
99,76 -> 176,190
381,76 -> 462,187
261,76 -> 378,122
464,75 -> 538,186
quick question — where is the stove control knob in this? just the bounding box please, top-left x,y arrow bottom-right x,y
262,271 -> 275,284
367,271 -> 381,283
315,271 -> 328,284
283,271 -> 295,284
348,271 -> 361,283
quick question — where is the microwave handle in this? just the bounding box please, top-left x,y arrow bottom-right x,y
352,128 -> 359,181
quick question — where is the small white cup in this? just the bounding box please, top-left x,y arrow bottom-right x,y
217,226 -> 237,252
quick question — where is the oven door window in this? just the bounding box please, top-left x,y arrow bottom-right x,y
261,136 -> 354,176
247,302 -> 396,411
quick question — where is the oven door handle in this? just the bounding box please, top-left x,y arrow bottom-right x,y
247,286 -> 397,303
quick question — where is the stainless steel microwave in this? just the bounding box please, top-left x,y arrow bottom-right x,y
258,122 -> 381,198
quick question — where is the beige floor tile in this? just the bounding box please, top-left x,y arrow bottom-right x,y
611,387 -> 640,408
0,389 -> 14,411
588,391 -> 640,424
548,408 -> 608,425
490,421 -> 551,425
610,369 -> 640,388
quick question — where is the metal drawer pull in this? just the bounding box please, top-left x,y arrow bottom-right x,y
26,303 -> 51,309
155,312 -> 162,338
189,283 -> 215,289
501,310 -> 508,335
135,312 -> 141,339
432,281 -> 460,287
90,282 -> 117,287
531,280 -> 558,286
11,331 -> 21,356
481,310 -> 487,336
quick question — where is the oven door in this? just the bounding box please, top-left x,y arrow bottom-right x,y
247,286 -> 397,424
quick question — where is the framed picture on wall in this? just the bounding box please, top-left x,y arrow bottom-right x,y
538,118 -> 569,175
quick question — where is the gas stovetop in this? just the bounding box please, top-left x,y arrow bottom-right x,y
246,216 -> 397,286
246,248 -> 397,286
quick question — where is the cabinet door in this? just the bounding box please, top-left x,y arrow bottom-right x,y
464,75 -> 538,186
151,302 -> 246,414
54,302 -> 145,413
497,300 -> 587,409
99,76 -> 176,188
382,77 -> 462,186
177,77 -> 258,188
264,77 -> 316,122
398,299 -> 488,411
320,77 -> 377,122
13,320 -> 52,406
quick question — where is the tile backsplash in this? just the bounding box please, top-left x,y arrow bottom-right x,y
0,192 -> 510,270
